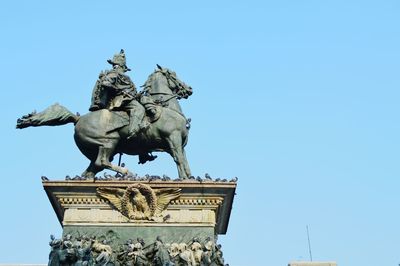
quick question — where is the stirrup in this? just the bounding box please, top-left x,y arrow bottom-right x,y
140,121 -> 150,130
138,153 -> 158,164
127,132 -> 136,139
89,105 -> 100,111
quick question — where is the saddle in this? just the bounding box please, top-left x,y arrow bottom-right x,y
141,95 -> 162,123
104,102 -> 162,135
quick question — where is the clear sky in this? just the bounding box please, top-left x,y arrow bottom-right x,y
1,1 -> 399,265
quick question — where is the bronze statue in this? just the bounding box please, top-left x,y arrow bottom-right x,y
91,239 -> 113,265
48,235 -> 63,266
128,242 -> 148,266
16,50 -> 193,179
190,238 -> 203,265
152,236 -> 174,266
178,243 -> 196,266
48,234 -> 228,266
89,49 -> 147,140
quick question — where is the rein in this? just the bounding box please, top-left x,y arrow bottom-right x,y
157,69 -> 189,99
145,70 -> 185,104
146,91 -> 186,119
148,92 -> 178,104
140,69 -> 188,119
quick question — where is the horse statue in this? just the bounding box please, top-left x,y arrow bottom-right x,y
16,65 -> 193,179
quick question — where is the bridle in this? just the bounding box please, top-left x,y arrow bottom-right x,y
143,69 -> 189,105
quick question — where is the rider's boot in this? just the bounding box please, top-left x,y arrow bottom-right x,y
138,153 -> 158,164
89,104 -> 100,112
127,112 -> 141,139
127,111 -> 149,139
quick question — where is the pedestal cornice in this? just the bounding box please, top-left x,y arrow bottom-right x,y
43,180 -> 236,234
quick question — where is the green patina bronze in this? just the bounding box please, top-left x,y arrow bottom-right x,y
48,231 -> 226,265
16,50 -> 193,179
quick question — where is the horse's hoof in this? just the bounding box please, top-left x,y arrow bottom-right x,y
125,171 -> 135,177
81,172 -> 95,180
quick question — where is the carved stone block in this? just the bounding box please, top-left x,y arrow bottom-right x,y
43,180 -> 236,244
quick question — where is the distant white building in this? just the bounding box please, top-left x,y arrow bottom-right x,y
288,262 -> 337,266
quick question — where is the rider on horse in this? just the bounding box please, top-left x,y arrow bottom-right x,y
16,50 -> 193,177
89,49 -> 148,139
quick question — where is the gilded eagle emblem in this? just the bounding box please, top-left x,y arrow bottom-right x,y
97,183 -> 180,221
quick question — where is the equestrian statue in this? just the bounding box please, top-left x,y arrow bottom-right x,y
16,50 -> 193,179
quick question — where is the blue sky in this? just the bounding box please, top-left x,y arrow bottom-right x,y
1,1 -> 400,265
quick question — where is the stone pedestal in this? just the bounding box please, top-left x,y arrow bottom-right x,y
43,179 -> 236,247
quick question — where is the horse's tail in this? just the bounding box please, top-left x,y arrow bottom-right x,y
16,103 -> 80,129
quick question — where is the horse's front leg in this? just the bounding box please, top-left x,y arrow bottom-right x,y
81,162 -> 102,179
166,132 -> 189,179
181,149 -> 191,178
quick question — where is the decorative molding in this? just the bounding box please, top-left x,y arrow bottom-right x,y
55,194 -> 223,207
44,180 -> 236,234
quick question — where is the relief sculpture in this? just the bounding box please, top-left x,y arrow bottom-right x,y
97,183 -> 181,221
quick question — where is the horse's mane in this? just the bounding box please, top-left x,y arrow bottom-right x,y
141,69 -> 164,91
140,66 -> 192,100
141,66 -> 175,91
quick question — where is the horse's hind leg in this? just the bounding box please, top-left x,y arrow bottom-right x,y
81,162 -> 103,179
95,146 -> 129,175
181,149 -> 191,178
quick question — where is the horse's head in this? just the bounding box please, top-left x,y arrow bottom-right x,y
161,65 -> 193,99
145,65 -> 193,99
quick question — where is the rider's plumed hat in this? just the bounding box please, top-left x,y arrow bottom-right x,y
107,49 -> 131,71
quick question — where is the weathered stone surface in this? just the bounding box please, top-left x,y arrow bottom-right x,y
43,179 -> 235,265
43,180 -> 236,235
